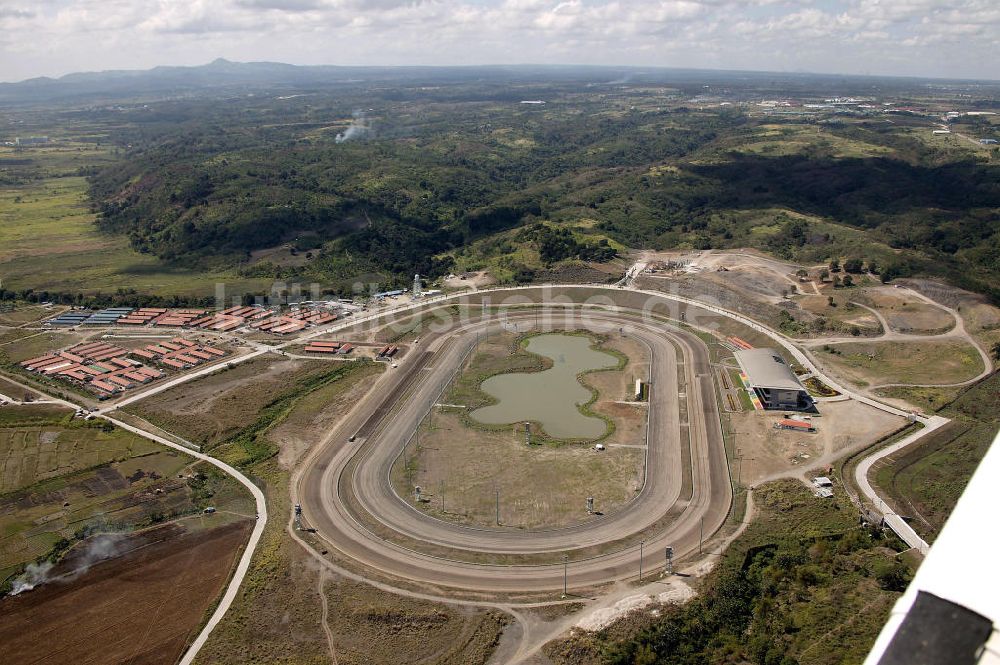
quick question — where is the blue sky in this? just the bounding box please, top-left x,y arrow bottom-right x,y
1,0 -> 997,82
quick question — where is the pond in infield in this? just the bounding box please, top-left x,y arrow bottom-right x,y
470,333 -> 617,439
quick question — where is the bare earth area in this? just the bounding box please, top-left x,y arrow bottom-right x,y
856,287 -> 956,334
730,399 -> 906,483
0,520 -> 252,665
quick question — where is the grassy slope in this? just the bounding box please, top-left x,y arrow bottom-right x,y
815,339 -> 984,387
546,481 -> 911,665
872,372 -> 1000,541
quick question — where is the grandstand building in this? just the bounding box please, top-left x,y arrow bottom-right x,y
734,348 -> 813,411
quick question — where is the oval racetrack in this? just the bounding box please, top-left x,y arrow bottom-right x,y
296,297 -> 733,595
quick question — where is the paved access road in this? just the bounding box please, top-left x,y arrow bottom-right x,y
296,307 -> 733,594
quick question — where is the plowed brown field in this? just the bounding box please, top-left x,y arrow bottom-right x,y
0,519 -> 252,665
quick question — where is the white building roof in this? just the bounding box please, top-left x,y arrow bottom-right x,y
734,348 -> 805,391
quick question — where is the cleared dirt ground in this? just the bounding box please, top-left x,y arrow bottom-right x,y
796,294 -> 881,332
0,520 -> 252,665
856,288 -> 955,334
730,400 -> 905,483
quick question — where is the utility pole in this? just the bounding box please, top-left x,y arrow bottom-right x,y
664,547 -> 674,576
562,554 -> 568,598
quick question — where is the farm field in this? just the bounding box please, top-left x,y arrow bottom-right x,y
0,520 -> 252,665
815,339 -> 984,388
0,404 -> 73,426
0,423 -> 159,493
0,401 -> 253,591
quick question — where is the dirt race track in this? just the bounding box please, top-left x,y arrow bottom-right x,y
296,289 -> 734,597
0,520 -> 252,665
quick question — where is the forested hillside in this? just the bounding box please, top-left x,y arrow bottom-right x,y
76,72 -> 1000,298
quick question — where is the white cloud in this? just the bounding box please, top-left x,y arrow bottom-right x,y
0,0 -> 997,81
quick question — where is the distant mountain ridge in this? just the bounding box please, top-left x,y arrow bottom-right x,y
5,58 -> 996,107
0,58 -> 387,104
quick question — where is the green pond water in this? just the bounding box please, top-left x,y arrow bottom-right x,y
469,333 -> 619,439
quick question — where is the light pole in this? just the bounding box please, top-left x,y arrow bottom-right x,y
699,517 -> 704,554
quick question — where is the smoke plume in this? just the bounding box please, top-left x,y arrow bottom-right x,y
8,533 -> 127,596
10,562 -> 53,596
335,110 -> 370,143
